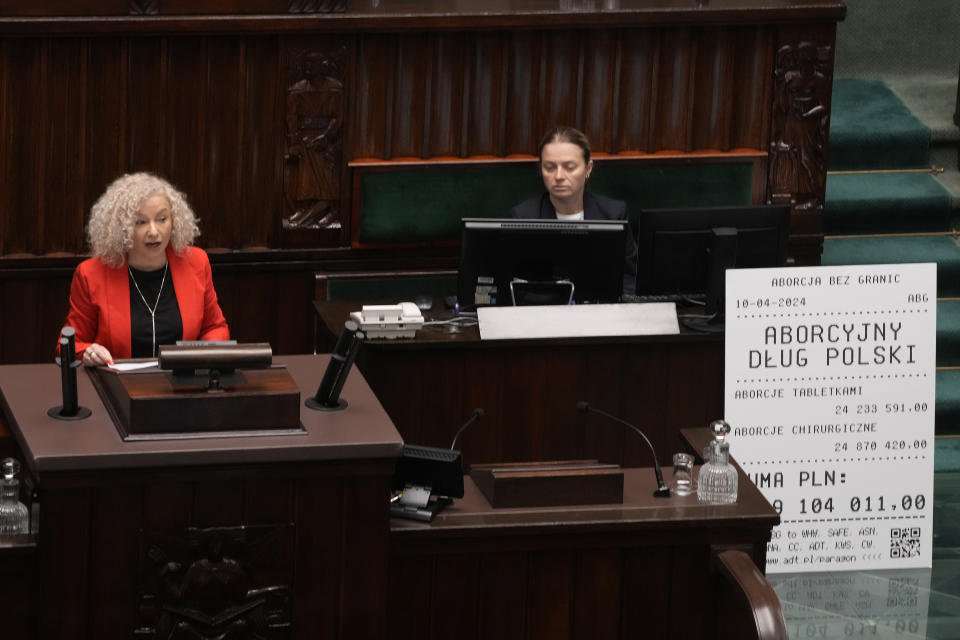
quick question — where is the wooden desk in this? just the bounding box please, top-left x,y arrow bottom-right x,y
315,300 -> 724,469
388,460 -> 780,639
0,355 -> 403,640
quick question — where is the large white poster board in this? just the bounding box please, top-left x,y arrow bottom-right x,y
724,263 -> 936,573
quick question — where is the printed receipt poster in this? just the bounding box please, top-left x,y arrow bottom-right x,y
724,263 -> 936,573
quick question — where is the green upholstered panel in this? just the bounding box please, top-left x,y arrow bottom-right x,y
589,162 -> 755,210
358,165 -> 542,244
324,273 -> 457,301
591,162 -> 756,231
357,161 -> 756,244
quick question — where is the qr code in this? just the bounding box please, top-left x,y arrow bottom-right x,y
890,527 -> 921,559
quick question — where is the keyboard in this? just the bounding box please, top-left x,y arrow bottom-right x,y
624,293 -> 706,304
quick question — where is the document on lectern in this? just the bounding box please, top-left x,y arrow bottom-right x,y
725,263 -> 936,574
477,303 -> 679,340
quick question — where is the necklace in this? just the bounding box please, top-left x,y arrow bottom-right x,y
128,262 -> 168,357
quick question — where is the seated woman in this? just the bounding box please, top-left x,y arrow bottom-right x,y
511,126 -> 638,297
62,172 -> 229,366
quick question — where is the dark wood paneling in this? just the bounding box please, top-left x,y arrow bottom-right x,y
242,36 -> 283,247
167,39 -> 209,210
527,551 -> 575,640
126,38 -> 166,172
731,26 -> 775,151
143,482 -> 193,530
653,28 -> 696,152
46,39 -> 88,254
477,552 -> 527,640
340,474 -> 390,639
573,550 -> 622,639
430,556 -> 480,640
504,32 -> 540,156
538,31 -> 580,134
390,35 -> 429,159
85,39 -> 127,219
351,35 -> 393,160
426,34 -> 468,158
1,40 -> 44,256
614,30 -> 657,153
466,32 -> 507,157
87,485 -> 140,637
293,475 -> 343,638
38,487 -> 92,639
580,30 -> 617,152
621,547 -> 671,638
692,28 -> 736,151
203,38 -> 247,248
386,556 -> 433,640
193,478 -> 245,527
0,274 -> 72,364
212,268 -> 315,353
0,543 -> 37,639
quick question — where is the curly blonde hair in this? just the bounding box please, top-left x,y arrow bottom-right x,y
87,172 -> 201,267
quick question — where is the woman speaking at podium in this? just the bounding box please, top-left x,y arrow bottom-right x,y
61,173 -> 229,366
510,126 -> 638,297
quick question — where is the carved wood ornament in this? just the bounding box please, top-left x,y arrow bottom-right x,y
136,526 -> 293,639
282,42 -> 348,246
768,41 -> 834,214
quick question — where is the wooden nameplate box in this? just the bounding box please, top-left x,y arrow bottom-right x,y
89,364 -> 304,441
470,460 -> 624,508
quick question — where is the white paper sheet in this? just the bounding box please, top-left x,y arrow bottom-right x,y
108,360 -> 159,372
477,303 -> 679,340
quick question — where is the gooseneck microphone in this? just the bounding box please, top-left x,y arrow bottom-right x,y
576,401 -> 670,498
450,408 -> 485,450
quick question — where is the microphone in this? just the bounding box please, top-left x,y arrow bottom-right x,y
450,408 -> 485,450
576,401 -> 670,498
48,327 -> 92,421
307,320 -> 364,411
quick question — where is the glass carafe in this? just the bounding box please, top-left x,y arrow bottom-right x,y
0,457 -> 29,535
697,420 -> 738,505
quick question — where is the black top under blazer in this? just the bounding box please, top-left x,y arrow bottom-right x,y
509,191 -> 638,296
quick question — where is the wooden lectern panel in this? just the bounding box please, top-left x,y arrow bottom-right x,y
89,365 -> 303,439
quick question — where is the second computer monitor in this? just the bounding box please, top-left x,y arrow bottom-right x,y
636,204 -> 791,314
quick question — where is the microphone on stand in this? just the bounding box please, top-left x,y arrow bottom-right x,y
450,408 -> 485,450
576,401 -> 670,498
48,327 -> 92,420
307,320 -> 364,411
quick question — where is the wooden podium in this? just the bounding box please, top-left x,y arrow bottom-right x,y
0,355 -> 402,640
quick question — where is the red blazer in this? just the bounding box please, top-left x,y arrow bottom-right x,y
63,246 -> 229,359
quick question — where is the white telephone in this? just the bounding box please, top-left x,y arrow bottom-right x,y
349,302 -> 425,339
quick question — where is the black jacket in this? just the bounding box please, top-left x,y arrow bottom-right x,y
510,192 -> 638,296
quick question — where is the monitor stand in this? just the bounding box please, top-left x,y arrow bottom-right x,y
680,227 -> 737,334
509,278 -> 574,306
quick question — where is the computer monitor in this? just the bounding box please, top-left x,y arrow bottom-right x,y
457,218 -> 627,308
636,204 -> 790,328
